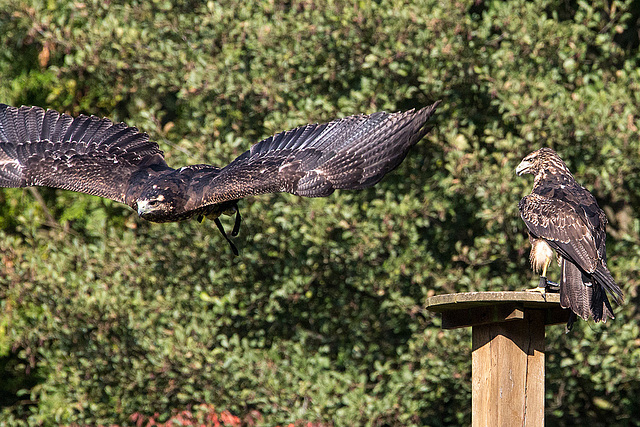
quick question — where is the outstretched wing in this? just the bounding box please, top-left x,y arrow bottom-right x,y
0,104 -> 167,205
519,193 -> 599,273
185,101 -> 440,210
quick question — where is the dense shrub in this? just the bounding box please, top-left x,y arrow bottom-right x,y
1,0 -> 639,425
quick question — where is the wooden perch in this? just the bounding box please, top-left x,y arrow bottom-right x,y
426,291 -> 571,427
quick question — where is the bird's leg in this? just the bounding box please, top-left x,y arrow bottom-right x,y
539,260 -> 560,291
538,275 -> 548,290
524,276 -> 548,298
231,209 -> 242,237
213,217 -> 239,256
526,258 -> 552,295
200,202 -> 240,255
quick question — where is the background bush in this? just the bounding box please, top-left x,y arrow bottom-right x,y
1,0 -> 639,425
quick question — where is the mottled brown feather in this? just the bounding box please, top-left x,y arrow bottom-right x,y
517,147 -> 622,325
0,105 -> 167,204
0,102 -> 440,225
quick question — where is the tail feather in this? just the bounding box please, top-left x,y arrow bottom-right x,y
560,259 -> 592,321
560,258 -> 617,325
592,264 -> 623,305
590,282 -> 615,322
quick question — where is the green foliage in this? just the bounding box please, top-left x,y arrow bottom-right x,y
1,0 -> 639,425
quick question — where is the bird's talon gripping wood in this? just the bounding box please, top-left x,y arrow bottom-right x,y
0,101 -> 440,254
525,283 -> 547,296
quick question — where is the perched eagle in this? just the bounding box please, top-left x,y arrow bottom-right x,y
0,101 -> 440,254
516,148 -> 623,327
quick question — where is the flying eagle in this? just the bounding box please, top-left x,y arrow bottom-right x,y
516,148 -> 623,327
0,101 -> 440,254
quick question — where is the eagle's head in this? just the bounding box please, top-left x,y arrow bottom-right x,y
135,181 -> 189,223
516,147 -> 571,177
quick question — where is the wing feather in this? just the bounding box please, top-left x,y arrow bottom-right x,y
0,104 -> 168,204
519,193 -> 599,272
185,101 -> 440,210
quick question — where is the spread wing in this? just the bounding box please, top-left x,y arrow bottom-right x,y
184,101 -> 440,210
0,104 -> 168,204
519,193 -> 600,273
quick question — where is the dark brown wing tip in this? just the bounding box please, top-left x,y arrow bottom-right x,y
419,99 -> 442,120
424,99 -> 442,113
410,100 -> 442,141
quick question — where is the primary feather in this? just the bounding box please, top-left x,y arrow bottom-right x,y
0,105 -> 166,201
0,101 -> 440,252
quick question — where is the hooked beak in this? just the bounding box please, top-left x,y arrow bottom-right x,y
515,160 -> 532,176
136,200 -> 151,217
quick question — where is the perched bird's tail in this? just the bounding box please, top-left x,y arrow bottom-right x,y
560,259 -> 595,323
593,264 -> 624,305
560,258 -> 622,329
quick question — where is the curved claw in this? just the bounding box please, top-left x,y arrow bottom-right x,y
524,276 -> 548,298
524,276 -> 560,301
525,286 -> 548,295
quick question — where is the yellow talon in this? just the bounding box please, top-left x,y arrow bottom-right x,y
526,282 -> 547,295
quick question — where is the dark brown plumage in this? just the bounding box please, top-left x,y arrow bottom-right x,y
0,101 -> 440,253
516,147 -> 623,328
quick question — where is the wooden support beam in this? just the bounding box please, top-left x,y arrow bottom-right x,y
472,309 -> 545,426
426,291 -> 570,427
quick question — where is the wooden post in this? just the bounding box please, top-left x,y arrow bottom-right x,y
426,291 -> 570,427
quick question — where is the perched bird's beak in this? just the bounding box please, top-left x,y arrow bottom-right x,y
516,160 -> 531,176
